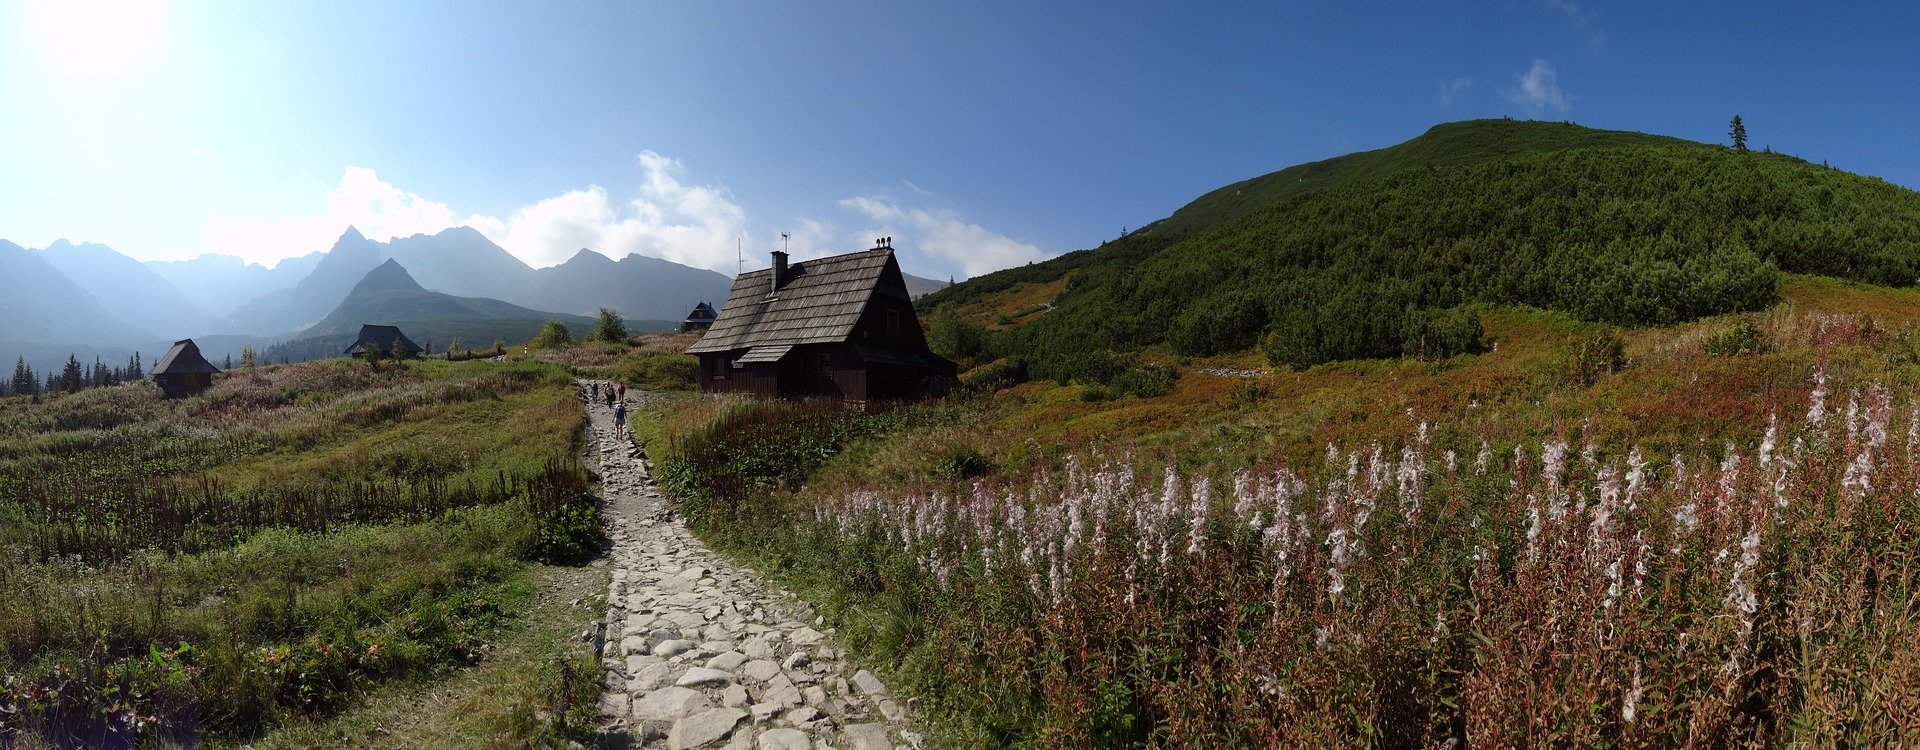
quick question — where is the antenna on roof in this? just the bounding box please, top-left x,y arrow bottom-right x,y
736,235 -> 743,277
781,231 -> 790,255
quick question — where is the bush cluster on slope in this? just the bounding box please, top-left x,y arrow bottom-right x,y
939,121 -> 1920,378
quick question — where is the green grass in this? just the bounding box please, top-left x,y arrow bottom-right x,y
647,277 -> 1920,746
0,356 -> 602,747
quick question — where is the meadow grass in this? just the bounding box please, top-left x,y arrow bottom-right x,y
0,357 -> 602,747
646,292 -> 1920,747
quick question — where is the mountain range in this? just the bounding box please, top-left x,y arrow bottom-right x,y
1,224 -> 952,375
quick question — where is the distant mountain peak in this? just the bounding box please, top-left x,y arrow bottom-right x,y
339,226 -> 367,242
349,258 -> 426,295
565,248 -> 615,266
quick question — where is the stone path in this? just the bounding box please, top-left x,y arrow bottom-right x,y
582,387 -> 923,750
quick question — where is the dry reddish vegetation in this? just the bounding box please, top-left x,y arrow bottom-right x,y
658,288 -> 1920,746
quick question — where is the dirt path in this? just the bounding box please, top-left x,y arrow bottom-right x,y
583,386 -> 923,750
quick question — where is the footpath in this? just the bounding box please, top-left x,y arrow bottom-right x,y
582,389 -> 924,750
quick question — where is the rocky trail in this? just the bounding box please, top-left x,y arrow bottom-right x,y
582,387 -> 924,750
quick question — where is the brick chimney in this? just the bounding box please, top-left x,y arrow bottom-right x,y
769,250 -> 789,294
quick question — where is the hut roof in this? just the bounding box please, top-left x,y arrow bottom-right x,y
151,339 -> 220,375
345,324 -> 424,356
687,248 -> 909,355
683,301 -> 717,322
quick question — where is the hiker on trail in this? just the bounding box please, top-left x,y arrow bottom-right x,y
605,387 -> 616,409
591,382 -> 599,401
616,383 -> 626,399
613,400 -> 627,438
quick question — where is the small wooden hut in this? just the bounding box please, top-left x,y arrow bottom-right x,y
680,302 -> 718,333
344,324 -> 423,358
151,339 -> 219,398
686,240 -> 954,404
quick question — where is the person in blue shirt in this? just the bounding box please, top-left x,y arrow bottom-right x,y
613,400 -> 627,439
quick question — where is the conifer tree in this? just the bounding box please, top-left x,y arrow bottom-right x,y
13,356 -> 37,396
1729,115 -> 1748,153
61,354 -> 84,393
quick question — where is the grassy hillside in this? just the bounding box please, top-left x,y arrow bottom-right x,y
925,119 -> 1920,380
634,274 -> 1920,746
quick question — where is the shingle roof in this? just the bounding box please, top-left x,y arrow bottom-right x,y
344,324 -> 424,356
687,248 -> 910,354
683,302 -> 717,322
151,339 -> 220,375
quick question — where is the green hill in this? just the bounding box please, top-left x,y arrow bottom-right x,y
926,119 -> 1920,378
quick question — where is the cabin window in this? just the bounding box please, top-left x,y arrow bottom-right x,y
713,358 -> 730,379
817,353 -> 833,377
885,308 -> 901,336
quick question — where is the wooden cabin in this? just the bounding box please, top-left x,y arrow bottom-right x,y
680,302 -> 718,333
151,339 -> 219,397
344,324 -> 424,358
686,241 -> 955,404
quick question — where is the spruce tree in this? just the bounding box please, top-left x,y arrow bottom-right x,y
1729,115 -> 1748,153
61,354 -> 84,393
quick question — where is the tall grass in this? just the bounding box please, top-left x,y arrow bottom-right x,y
0,358 -> 602,747
791,370 -> 1920,746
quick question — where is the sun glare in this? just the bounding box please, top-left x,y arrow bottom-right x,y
24,0 -> 170,81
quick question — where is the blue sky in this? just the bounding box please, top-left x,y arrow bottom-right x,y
3,1 -> 1917,281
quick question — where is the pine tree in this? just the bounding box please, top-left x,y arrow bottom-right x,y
128,352 -> 144,380
61,354 -> 84,393
1729,115 -> 1748,153
13,356 -> 37,396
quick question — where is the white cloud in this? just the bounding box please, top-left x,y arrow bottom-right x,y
203,153 -> 751,271
1439,76 -> 1473,107
475,151 -> 748,270
203,166 -> 481,265
1502,59 -> 1570,116
1545,0 -> 1605,48
836,195 -> 1047,277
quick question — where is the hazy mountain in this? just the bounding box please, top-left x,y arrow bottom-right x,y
38,239 -> 214,339
146,251 -> 324,317
0,239 -> 153,347
383,226 -> 536,301
266,260 -> 602,362
518,248 -> 734,321
223,227 -> 385,335
901,272 -> 950,299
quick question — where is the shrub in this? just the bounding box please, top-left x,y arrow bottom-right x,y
1110,363 -> 1177,398
531,321 -> 573,348
1561,326 -> 1626,386
1704,319 -> 1769,356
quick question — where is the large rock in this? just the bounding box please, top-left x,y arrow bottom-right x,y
654,639 -> 698,657
757,727 -> 812,750
840,723 -> 892,750
668,707 -> 747,749
634,686 -> 709,723
788,627 -> 825,646
761,673 -> 802,707
677,667 -> 736,687
851,669 -> 886,696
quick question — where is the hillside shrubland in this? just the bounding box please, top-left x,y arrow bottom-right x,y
926,121 -> 1920,379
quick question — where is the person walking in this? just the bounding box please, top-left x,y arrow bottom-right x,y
613,400 -> 628,439
616,382 -> 626,399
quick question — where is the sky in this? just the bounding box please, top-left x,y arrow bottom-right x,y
3,1 -> 1918,281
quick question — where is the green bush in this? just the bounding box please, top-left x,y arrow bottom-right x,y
1110,363 -> 1178,398
531,320 -> 574,348
1704,319 -> 1769,356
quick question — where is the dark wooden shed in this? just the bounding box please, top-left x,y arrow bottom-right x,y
686,242 -> 955,405
344,324 -> 424,358
680,302 -> 718,333
151,339 -> 220,398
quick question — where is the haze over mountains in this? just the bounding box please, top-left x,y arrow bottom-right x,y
0,227 -> 714,372
1,223 -> 955,374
